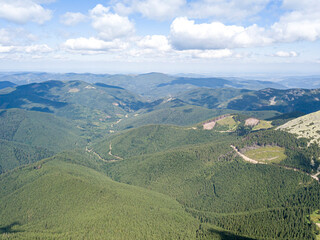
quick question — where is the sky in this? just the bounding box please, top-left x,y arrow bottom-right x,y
0,0 -> 320,75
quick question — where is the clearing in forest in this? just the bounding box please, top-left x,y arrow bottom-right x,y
214,115 -> 239,131
252,120 -> 273,131
244,146 -> 287,164
309,210 -> 320,239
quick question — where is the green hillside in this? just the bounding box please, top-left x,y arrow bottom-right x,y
93,125 -> 236,160
1,79 -> 320,239
104,138 -> 320,239
0,152 -> 203,239
91,123 -> 320,239
277,110 -> 320,146
0,109 -> 88,172
0,80 -> 145,122
227,88 -> 320,113
176,88 -> 252,109
116,106 -> 235,130
116,104 -> 279,132
0,109 -> 87,152
0,139 -> 53,173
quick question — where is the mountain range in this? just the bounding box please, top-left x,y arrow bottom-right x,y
0,74 -> 320,240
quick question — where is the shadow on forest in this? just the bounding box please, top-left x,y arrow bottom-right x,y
208,228 -> 257,240
0,222 -> 23,234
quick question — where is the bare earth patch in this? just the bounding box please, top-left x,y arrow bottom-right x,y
245,118 -> 260,126
68,88 -> 80,93
203,121 -> 216,130
203,114 -> 230,130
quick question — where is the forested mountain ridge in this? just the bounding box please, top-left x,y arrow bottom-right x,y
1,77 -> 320,239
0,72 -> 286,99
0,81 -> 15,90
226,88 -> 320,113
0,80 -> 145,122
0,109 -> 87,173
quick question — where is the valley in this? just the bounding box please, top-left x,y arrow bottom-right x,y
0,75 -> 320,240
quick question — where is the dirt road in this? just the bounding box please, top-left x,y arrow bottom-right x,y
230,145 -> 319,182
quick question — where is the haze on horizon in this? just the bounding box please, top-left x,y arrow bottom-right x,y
0,0 -> 320,75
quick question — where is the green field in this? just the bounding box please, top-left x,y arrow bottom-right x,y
214,115 -> 239,131
244,146 -> 287,163
252,120 -> 273,130
309,210 -> 320,240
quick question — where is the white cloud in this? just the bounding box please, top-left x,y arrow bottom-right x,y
0,0 -> 52,24
112,0 -> 270,21
170,17 -> 272,50
60,12 -> 87,26
113,2 -> 134,16
0,43 -> 53,54
190,49 -> 233,59
137,35 -> 171,52
24,44 -> 53,53
89,4 -> 135,40
0,29 -> 12,45
268,0 -> 320,43
63,37 -> 128,53
0,28 -> 39,46
271,12 -> 320,42
187,0 -> 270,20
273,51 -> 298,57
0,45 -> 15,53
134,0 -> 185,20
282,0 -> 320,12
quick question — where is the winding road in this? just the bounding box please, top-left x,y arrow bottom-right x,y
85,143 -> 123,163
230,145 -> 319,182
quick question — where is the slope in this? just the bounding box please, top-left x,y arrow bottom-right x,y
0,139 -> 53,174
226,88 -> 320,113
0,109 -> 87,152
277,110 -> 320,146
0,81 -> 15,90
94,123 -> 320,239
93,124 -> 236,160
0,109 -> 87,172
115,106 -> 238,130
176,88 -> 252,109
0,80 -> 145,122
0,151 -> 201,240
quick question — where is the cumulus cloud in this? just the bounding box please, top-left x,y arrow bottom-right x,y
60,12 -> 87,26
112,0 -> 185,20
0,0 -> 52,24
89,4 -> 135,40
269,0 -> 320,43
63,37 -> 128,53
170,17 -> 272,50
187,0 -> 270,20
282,0 -> 320,12
0,45 -> 15,53
273,51 -> 298,57
137,35 -> 171,52
112,0 -> 270,21
271,12 -> 320,42
134,0 -> 185,20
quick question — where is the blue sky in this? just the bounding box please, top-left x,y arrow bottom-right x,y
0,0 -> 320,75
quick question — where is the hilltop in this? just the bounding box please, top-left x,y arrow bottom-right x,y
277,110 -> 320,146
0,80 -> 145,123
0,72 -> 286,99
0,109 -> 87,173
